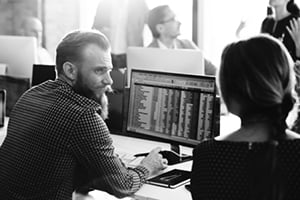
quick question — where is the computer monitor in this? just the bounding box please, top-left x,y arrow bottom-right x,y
31,64 -> 56,86
126,69 -> 219,153
126,47 -> 204,87
0,35 -> 37,80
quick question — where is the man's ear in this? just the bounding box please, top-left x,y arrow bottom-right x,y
156,24 -> 164,34
62,62 -> 77,81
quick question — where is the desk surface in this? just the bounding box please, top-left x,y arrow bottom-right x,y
0,115 -> 241,200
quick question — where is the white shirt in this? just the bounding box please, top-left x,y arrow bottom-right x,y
157,39 -> 178,49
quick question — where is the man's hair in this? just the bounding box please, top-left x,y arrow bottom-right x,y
147,5 -> 169,38
55,29 -> 110,75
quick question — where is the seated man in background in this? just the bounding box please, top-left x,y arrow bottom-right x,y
191,34 -> 300,199
0,30 -> 167,199
147,5 -> 216,75
20,16 -> 54,64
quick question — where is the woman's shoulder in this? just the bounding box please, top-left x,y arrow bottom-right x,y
193,138 -> 249,154
195,129 -> 300,150
278,14 -> 299,24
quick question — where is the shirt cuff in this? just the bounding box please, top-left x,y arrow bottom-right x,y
134,165 -> 150,181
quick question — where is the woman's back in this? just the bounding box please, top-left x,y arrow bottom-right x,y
191,139 -> 300,200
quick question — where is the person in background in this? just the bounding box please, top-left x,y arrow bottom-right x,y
93,0 -> 149,69
0,30 -> 167,199
191,34 -> 300,200
20,16 -> 54,65
147,5 -> 216,76
261,0 -> 300,61
261,0 -> 300,134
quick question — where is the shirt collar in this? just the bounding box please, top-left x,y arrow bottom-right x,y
56,78 -> 102,112
157,39 -> 177,49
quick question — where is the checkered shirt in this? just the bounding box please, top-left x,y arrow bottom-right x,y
0,78 -> 149,200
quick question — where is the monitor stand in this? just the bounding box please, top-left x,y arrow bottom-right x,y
168,143 -> 192,165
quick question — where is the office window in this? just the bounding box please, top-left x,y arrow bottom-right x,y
78,0 -> 300,67
79,0 -> 100,29
196,0 -> 267,67
78,0 -> 193,46
200,0 -> 300,67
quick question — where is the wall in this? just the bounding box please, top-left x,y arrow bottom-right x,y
0,0 -> 41,35
201,0 -> 268,67
44,0 -> 80,59
0,0 -> 80,60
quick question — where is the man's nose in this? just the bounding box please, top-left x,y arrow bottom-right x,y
103,72 -> 113,86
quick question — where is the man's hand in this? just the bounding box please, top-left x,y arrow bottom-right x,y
139,147 -> 168,176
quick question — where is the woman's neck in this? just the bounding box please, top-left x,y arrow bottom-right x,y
239,121 -> 273,141
216,118 -> 273,142
273,5 -> 290,20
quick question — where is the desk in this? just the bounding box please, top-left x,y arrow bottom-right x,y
0,115 -> 241,200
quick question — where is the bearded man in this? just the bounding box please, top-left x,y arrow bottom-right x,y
0,30 -> 167,200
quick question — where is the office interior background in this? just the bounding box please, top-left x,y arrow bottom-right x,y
2,0 -> 299,68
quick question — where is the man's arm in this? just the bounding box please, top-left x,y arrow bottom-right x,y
70,110 -> 149,198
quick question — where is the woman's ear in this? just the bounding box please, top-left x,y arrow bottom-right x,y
62,62 -> 77,81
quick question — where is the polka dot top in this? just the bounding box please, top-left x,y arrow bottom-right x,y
191,139 -> 300,200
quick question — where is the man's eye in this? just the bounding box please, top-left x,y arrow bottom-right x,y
95,68 -> 106,74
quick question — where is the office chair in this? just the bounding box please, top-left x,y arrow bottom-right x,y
31,64 -> 56,86
0,75 -> 30,116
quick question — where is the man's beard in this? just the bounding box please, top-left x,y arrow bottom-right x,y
73,73 -> 111,120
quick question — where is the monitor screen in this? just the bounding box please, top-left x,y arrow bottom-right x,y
0,35 -> 37,80
31,64 -> 56,86
126,69 -> 218,147
126,47 -> 204,87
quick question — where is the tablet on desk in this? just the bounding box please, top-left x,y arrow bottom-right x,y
147,169 -> 190,188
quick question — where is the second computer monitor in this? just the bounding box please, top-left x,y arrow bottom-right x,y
0,35 -> 37,80
126,47 -> 204,87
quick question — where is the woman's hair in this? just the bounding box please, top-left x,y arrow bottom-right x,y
287,0 -> 300,16
219,34 -> 297,200
218,34 -> 296,140
147,5 -> 170,38
55,29 -> 110,75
